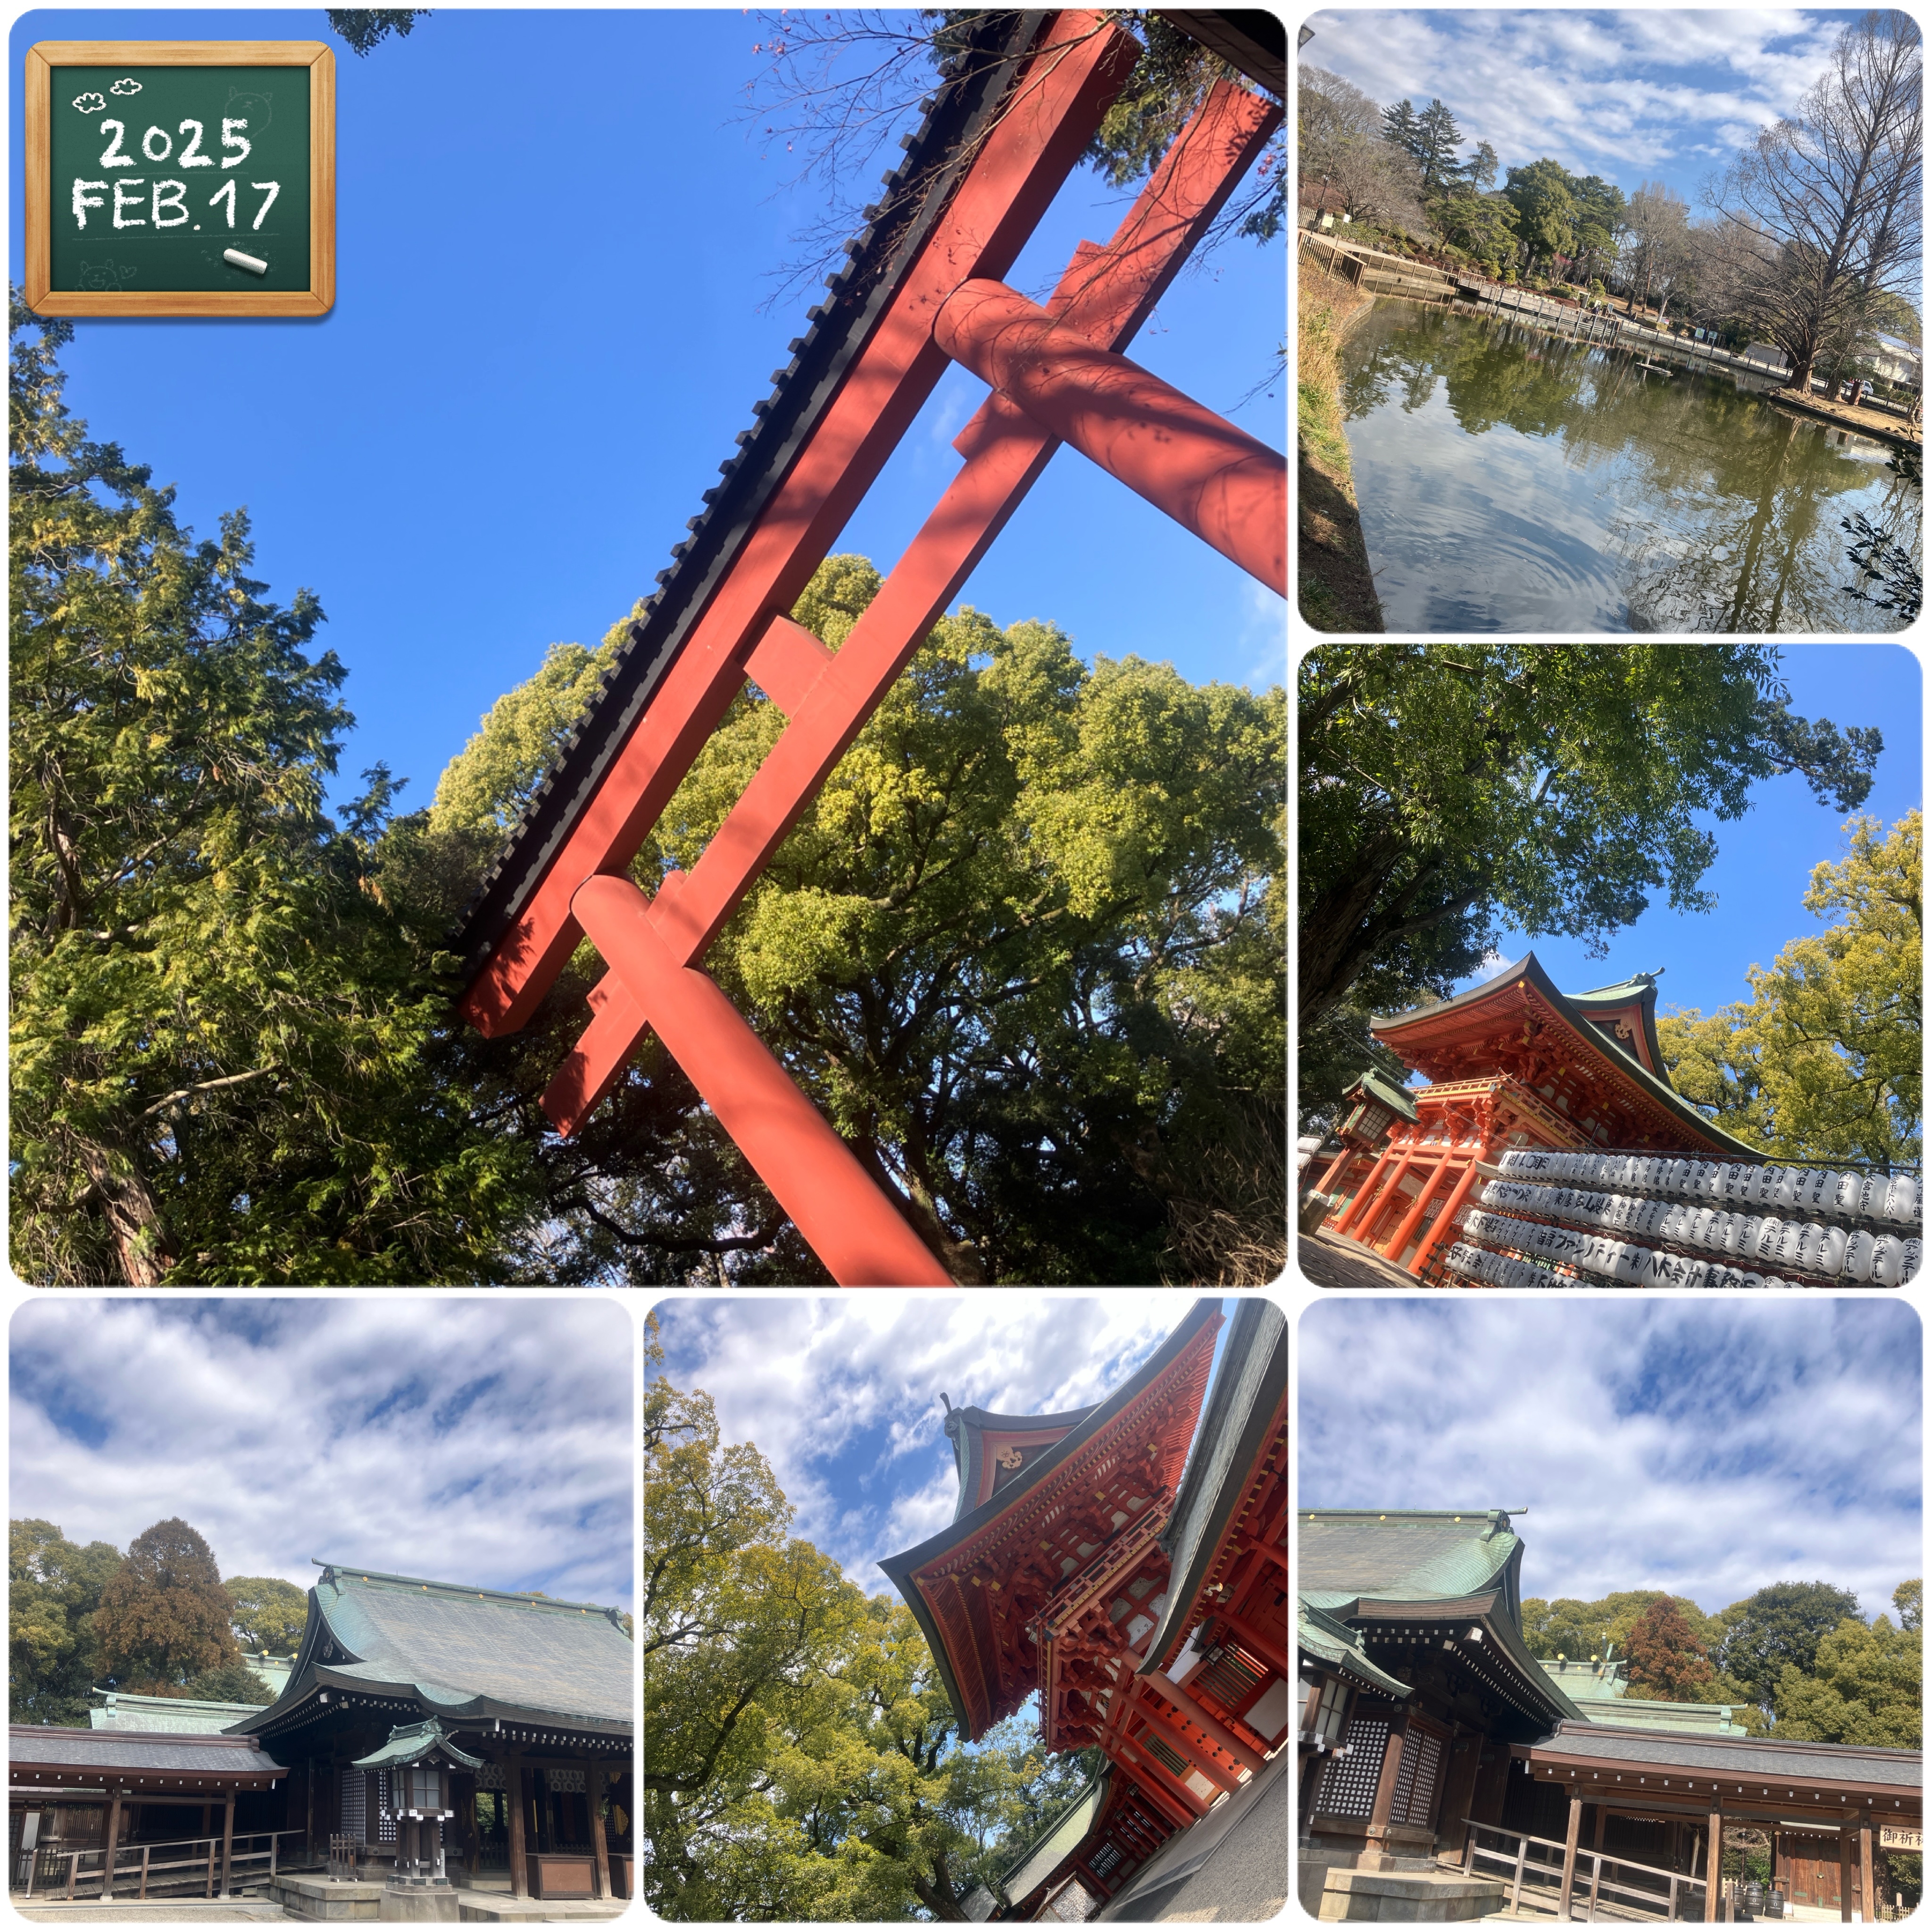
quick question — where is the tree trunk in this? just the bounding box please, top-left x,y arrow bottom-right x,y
77,1140 -> 174,1284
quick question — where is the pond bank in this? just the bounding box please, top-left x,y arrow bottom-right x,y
1297,256 -> 1384,632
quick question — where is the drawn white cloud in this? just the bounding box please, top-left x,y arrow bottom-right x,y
71,92 -> 107,113
109,78 -> 142,95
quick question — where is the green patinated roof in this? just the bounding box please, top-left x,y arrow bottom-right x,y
226,1563 -> 633,1740
1298,1601 -> 1412,1700
351,1717 -> 484,1772
999,1769 -> 1110,1907
1355,1069 -> 1420,1122
90,1691 -> 265,1733
1297,1509 -> 1523,1613
1564,1694 -> 1747,1737
1535,1659 -> 1746,1735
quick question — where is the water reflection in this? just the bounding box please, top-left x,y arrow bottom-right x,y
1339,300 -> 1919,633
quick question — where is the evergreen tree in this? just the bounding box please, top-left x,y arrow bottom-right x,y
225,1574 -> 310,1654
1412,98 -> 1466,194
93,1519 -> 240,1693
1714,1581 -> 1865,1712
1462,140 -> 1499,191
10,1519 -> 124,1724
1381,97 -> 1421,157
8,296 -> 537,1285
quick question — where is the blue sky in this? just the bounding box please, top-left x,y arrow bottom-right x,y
10,8 -> 1288,824
9,1298 -> 635,1608
649,1295 -> 1248,1590
1438,643 -> 1921,1033
1300,9 -> 1868,214
1298,1297 -> 1922,1619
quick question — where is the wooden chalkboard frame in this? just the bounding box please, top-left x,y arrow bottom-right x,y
24,41 -> 335,317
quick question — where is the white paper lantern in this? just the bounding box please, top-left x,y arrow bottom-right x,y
1796,1223 -> 1827,1275
1871,1234 -> 1905,1288
1886,1174 -> 1919,1224
1816,1225 -> 1849,1276
1844,1229 -> 1877,1282
1902,1239 -> 1921,1284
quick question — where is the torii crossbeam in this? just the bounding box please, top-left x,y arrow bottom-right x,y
450,10 -> 1285,1285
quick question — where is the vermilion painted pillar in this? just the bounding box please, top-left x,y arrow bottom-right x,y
1341,1145 -> 1415,1241
571,874 -> 953,1286
932,277 -> 1286,592
1327,1142 -> 1395,1234
1411,1154 -> 1487,1277
1382,1149 -> 1451,1260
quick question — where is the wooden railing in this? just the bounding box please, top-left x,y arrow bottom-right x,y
18,1828 -> 302,1902
1462,1819 -> 1709,1921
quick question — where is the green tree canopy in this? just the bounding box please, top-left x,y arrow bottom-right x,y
8,297 -> 533,1285
1658,812 -> 1921,1166
421,558 -> 1284,1286
93,1518 -> 240,1693
9,1518 -> 124,1724
1775,1597 -> 1922,1749
642,1316 -> 1093,1920
1298,646 -> 1882,1117
1504,158 -> 1579,269
225,1574 -> 310,1655
1712,1582 -> 1866,1712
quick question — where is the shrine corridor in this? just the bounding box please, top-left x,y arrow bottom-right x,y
1339,299 -> 1920,633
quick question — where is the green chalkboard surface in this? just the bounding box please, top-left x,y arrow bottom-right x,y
50,64 -> 310,291
26,42 -> 333,316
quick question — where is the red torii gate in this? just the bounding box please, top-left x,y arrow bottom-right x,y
454,11 -> 1284,1285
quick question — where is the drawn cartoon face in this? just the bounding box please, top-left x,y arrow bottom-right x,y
224,85 -> 272,130
76,260 -> 136,291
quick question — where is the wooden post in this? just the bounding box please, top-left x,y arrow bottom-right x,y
1382,1149 -> 1450,1261
207,1833 -> 217,1898
1335,1146 -> 1405,1238
140,1844 -> 151,1899
1860,1816 -> 1874,1924
1586,1850 -> 1603,1917
1558,1792 -> 1582,1920
1463,1822 -> 1476,1876
506,1755 -> 528,1899
1364,1723 -> 1409,1870
101,1789 -> 123,1899
1707,1807 -> 1724,1924
589,1768 -> 612,1901
1511,1832 -> 1528,1912
1413,1155 -> 1487,1277
1840,1826 -> 1854,1923
221,1790 -> 237,1898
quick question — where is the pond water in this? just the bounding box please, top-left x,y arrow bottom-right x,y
1340,301 -> 1920,633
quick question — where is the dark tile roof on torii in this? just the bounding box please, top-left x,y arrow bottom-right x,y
225,1562 -> 632,1740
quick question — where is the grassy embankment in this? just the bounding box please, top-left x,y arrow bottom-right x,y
1297,256 -> 1384,633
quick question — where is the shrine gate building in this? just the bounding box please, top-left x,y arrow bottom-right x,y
1310,954 -> 1766,1277
880,1298 -> 1287,1920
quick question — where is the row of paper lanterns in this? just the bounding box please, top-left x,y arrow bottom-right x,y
1479,1178 -> 1920,1284
1462,1207 -> 1920,1289
1495,1147 -> 1919,1228
1443,1241 -> 1563,1289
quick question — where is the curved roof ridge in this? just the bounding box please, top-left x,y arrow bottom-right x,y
1372,951 -> 1764,1160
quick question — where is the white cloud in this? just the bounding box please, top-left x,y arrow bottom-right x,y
9,1299 -> 635,1608
1300,9 -> 1846,199
1298,1298 -> 1920,1618
651,1295 -> 1201,1588
72,92 -> 107,114
108,78 -> 142,96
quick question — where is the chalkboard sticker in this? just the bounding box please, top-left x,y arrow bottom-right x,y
24,41 -> 335,316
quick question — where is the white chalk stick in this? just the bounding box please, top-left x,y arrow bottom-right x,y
223,249 -> 268,275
